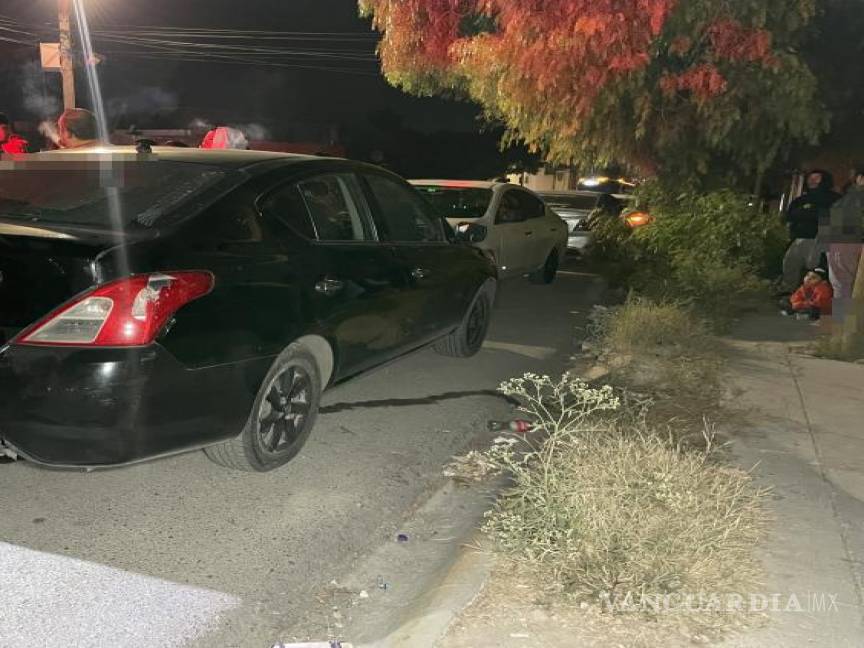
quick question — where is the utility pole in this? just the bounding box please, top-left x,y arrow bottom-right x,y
58,0 -> 76,109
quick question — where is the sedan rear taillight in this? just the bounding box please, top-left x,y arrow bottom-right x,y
16,272 -> 214,347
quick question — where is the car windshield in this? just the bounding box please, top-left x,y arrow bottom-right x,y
540,194 -> 598,211
414,185 -> 493,219
0,160 -> 227,229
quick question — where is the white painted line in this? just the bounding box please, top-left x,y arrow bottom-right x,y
0,542 -> 240,648
557,270 -> 597,277
482,340 -> 556,360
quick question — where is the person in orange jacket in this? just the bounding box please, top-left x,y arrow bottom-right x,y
0,113 -> 28,154
780,267 -> 833,320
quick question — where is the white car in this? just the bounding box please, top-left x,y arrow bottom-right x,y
538,191 -> 632,254
411,180 -> 568,283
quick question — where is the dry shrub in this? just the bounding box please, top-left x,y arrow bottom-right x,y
593,297 -> 712,356
480,374 -> 768,629
588,300 -> 725,418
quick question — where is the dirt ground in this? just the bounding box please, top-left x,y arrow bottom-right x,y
439,563 -> 762,648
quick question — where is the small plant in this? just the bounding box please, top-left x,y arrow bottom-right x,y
498,373 -> 620,435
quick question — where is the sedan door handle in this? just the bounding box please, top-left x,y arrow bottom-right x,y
410,267 -> 431,280
524,231 -> 534,236
315,277 -> 344,296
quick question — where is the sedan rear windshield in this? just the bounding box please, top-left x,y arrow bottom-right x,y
540,194 -> 598,211
414,185 -> 493,220
0,160 -> 226,229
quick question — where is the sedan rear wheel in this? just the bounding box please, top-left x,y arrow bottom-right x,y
204,346 -> 321,472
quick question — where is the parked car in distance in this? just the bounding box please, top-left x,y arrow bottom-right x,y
538,191 -> 631,254
411,180 -> 567,283
0,148 -> 497,471
576,175 -> 637,194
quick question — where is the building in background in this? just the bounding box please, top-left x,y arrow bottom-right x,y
509,164 -> 637,194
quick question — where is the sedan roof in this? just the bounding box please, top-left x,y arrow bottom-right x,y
410,179 -> 503,190
538,189 -> 632,201
33,146 -> 325,170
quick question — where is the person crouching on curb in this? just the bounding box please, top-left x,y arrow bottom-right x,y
780,268 -> 833,320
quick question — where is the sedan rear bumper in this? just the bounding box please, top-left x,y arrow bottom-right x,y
0,344 -> 269,467
567,232 -> 593,251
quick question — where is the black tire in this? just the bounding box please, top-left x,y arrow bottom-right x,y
204,345 -> 321,472
434,287 -> 493,358
530,250 -> 559,284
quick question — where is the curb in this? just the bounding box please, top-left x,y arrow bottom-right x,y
361,539 -> 495,648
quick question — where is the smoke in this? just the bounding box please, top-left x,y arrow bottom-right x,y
39,120 -> 60,146
21,61 -> 61,119
238,123 -> 270,141
108,87 -> 179,119
189,118 -> 213,132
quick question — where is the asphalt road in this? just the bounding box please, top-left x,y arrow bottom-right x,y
0,261 -> 604,648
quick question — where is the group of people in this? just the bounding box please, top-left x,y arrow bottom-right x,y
0,108 -> 99,153
781,167 -> 864,321
0,108 -> 248,153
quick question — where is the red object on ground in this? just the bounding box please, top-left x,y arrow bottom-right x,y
1,135 -> 28,154
790,281 -> 833,315
487,419 -> 534,433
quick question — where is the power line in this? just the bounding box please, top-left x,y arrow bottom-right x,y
94,25 -> 379,38
102,50 -> 381,76
94,34 -> 378,60
0,14 -> 383,75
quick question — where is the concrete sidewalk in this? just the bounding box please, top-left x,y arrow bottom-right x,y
720,322 -> 864,647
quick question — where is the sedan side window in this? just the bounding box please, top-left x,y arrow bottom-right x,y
516,191 -> 546,219
263,174 -> 375,242
363,174 -> 445,243
259,183 -> 316,239
496,192 -> 525,224
298,175 -> 375,242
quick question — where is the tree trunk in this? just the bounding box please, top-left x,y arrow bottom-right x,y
753,167 -> 765,201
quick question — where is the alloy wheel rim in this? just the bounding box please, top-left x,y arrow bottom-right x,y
257,365 -> 311,454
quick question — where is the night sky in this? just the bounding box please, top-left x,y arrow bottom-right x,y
0,0 -> 481,136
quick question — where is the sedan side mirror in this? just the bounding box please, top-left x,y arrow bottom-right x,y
455,222 -> 488,243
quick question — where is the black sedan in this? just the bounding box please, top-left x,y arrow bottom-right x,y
0,148 -> 496,471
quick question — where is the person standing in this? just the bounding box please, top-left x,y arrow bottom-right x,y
782,170 -> 840,292
825,167 -> 864,321
0,113 -> 29,154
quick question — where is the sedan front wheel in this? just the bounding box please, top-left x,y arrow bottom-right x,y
530,250 -> 559,285
434,288 -> 493,358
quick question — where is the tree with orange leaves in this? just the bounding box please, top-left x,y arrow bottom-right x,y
360,0 -> 826,186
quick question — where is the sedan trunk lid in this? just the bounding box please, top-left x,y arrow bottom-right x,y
0,223 -> 111,344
